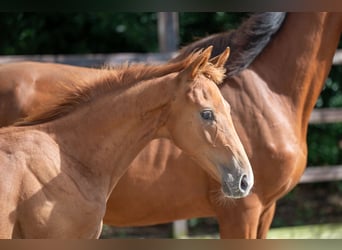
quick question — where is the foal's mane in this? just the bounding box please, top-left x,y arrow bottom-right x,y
171,12 -> 286,76
16,51 -> 225,126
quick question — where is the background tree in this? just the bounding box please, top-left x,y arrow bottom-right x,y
0,12 -> 248,54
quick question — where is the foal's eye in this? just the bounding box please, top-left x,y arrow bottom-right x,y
200,109 -> 215,121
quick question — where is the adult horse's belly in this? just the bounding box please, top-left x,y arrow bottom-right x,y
104,138 -> 215,226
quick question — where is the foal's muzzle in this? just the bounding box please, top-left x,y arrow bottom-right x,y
219,165 -> 253,198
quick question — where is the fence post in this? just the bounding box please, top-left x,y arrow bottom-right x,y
172,219 -> 188,238
157,12 -> 179,52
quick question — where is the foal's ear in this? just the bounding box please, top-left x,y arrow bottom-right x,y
181,46 -> 212,80
209,47 -> 230,67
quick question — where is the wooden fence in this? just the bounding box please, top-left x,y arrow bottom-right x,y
302,108 -> 342,183
0,51 -> 341,238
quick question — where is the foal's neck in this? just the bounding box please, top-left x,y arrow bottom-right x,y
41,73 -> 177,196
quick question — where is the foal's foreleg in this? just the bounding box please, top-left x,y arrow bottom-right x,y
0,216 -> 15,239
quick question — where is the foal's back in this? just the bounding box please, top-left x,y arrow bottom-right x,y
0,62 -> 102,127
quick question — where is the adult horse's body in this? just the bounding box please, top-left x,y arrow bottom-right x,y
84,12 -> 342,238
106,12 -> 342,238
0,12 -> 341,238
0,48 -> 254,238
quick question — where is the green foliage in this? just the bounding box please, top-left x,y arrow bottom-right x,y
316,66 -> 342,108
0,12 -> 158,54
0,12 -> 247,54
307,123 -> 342,165
178,12 -> 248,47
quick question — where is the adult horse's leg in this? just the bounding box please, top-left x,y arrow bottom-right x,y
208,180 -> 261,238
93,221 -> 103,239
257,202 -> 276,239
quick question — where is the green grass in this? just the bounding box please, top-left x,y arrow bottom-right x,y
179,223 -> 342,239
267,223 -> 342,239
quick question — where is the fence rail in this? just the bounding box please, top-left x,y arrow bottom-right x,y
310,108 -> 342,124
302,108 -> 342,184
1,49 -> 341,66
300,165 -> 342,183
0,52 -> 176,67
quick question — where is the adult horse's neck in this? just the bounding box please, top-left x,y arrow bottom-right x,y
38,73 -> 177,197
250,12 -> 342,139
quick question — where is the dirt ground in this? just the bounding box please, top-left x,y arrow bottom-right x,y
100,181 -> 342,238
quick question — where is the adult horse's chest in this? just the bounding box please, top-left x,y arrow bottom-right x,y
220,78 -> 307,203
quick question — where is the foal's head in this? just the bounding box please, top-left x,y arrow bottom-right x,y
161,46 -> 254,198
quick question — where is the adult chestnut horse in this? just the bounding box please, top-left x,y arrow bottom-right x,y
0,48 -> 254,238
0,12 -> 341,238
100,12 -> 342,238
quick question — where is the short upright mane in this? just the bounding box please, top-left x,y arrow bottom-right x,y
172,12 -> 286,76
16,51 -> 225,126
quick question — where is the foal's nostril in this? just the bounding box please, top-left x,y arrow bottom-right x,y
239,174 -> 249,193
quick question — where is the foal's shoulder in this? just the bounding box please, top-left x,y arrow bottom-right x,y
0,129 -> 60,177
0,128 -> 57,152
